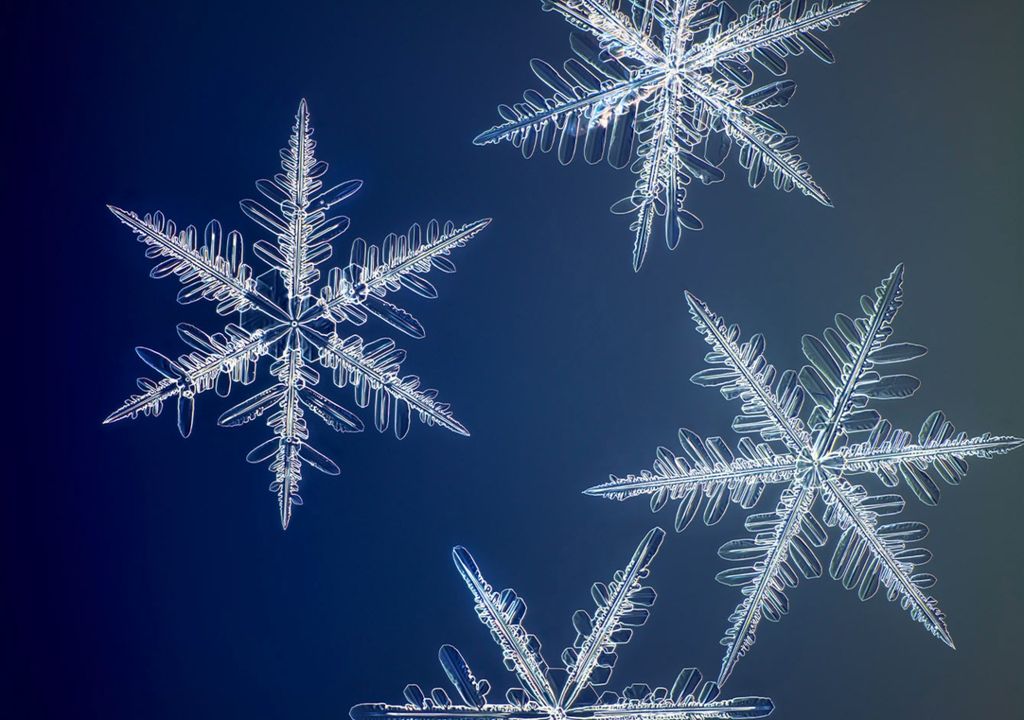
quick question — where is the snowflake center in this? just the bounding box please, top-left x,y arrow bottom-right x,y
796,447 -> 845,480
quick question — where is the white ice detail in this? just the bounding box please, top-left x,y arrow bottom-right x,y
586,264 -> 1022,683
350,528 -> 775,720
476,0 -> 869,270
105,100 -> 489,528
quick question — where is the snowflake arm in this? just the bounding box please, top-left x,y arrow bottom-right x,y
843,412 -> 1023,505
685,0 -> 869,71
218,343 -> 361,528
585,430 -> 797,531
685,292 -> 812,453
800,264 -> 912,456
313,333 -> 469,438
716,480 -> 824,685
542,0 -> 666,65
318,217 -> 491,338
242,100 -> 363,303
103,322 -> 278,437
352,706 -> 536,720
571,666 -> 774,719
622,84 -> 684,270
452,546 -> 559,707
351,645 -> 544,720
819,478 -> 953,647
687,75 -> 831,206
559,527 -> 664,707
473,67 -> 664,164
107,206 -> 287,322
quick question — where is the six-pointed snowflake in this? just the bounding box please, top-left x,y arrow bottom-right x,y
586,265 -> 1021,683
105,100 -> 489,528
476,0 -> 868,270
351,527 -> 774,720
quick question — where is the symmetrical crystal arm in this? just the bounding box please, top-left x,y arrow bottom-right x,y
314,333 -> 469,437
686,76 -> 831,206
807,264 -> 906,456
474,71 -> 666,148
717,480 -> 819,685
820,478 -> 953,647
108,205 -> 287,322
686,292 -> 812,453
350,705 -> 546,720
543,0 -> 665,65
559,527 -> 664,707
685,1 -> 869,70
586,451 -> 797,501
103,323 -> 277,436
451,546 -> 558,707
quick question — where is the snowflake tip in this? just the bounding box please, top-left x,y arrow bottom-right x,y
683,290 -> 710,316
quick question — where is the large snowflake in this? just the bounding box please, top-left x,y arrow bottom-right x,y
351,528 -> 774,720
586,265 -> 1021,683
104,100 -> 489,528
475,0 -> 868,270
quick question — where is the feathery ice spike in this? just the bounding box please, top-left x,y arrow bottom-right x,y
476,0 -> 871,270
105,100 -> 489,528
350,527 -> 774,720
586,264 -> 1021,683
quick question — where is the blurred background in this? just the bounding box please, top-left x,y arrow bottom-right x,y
9,1 -> 1022,717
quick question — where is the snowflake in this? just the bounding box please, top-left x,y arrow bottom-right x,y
585,265 -> 1022,683
350,528 -> 774,720
475,0 -> 869,270
104,100 -> 489,529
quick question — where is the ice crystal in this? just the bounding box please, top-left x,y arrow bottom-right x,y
351,528 -> 774,720
105,100 -> 489,528
586,265 -> 1021,683
476,0 -> 869,270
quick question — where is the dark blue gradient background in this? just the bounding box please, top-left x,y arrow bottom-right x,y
10,1 -> 1023,718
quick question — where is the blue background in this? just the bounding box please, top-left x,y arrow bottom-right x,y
11,1 -> 1023,718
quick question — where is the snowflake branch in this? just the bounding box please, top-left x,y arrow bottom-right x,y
625,85 -> 677,270
820,478 -> 953,648
569,665 -> 773,719
474,71 -> 664,148
843,411 -> 1021,504
807,264 -> 906,456
350,704 -> 543,720
314,333 -> 469,437
452,546 -> 558,708
686,76 -> 831,206
244,100 -> 364,302
318,218 -> 490,330
685,292 -> 812,453
717,480 -> 819,685
585,452 -> 797,501
543,0 -> 665,65
559,528 -> 664,707
571,698 -> 774,720
108,206 -> 287,322
104,323 -> 276,434
686,0 -> 869,70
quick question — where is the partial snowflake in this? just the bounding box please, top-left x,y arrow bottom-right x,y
586,265 -> 1021,683
351,527 -> 774,720
104,100 -> 489,528
476,0 -> 869,270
